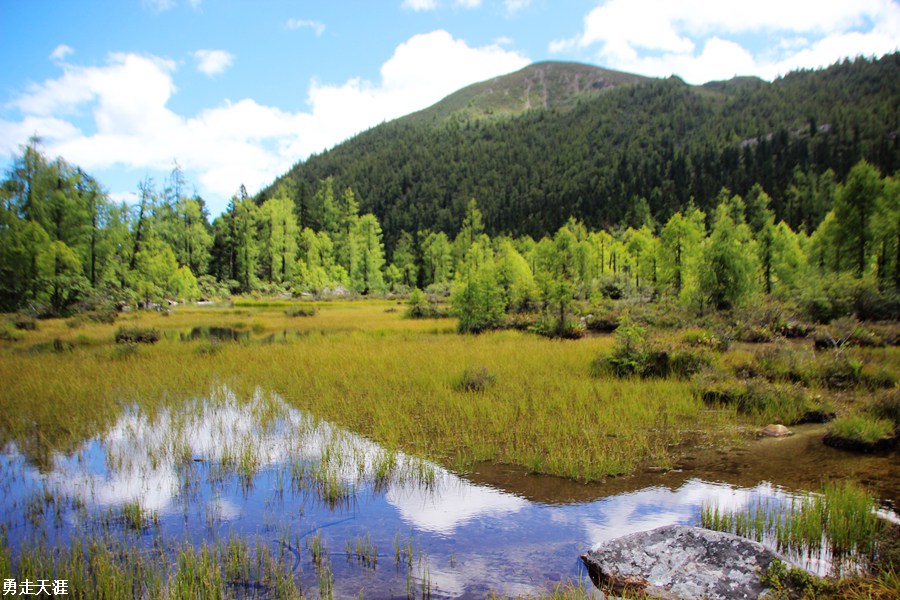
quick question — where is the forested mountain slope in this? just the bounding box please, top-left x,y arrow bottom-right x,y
263,54 -> 900,250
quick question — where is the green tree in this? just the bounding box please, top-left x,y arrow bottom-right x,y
698,203 -> 758,310
450,242 -> 505,333
350,214 -> 386,294
833,161 -> 883,276
871,175 -> 899,290
495,239 -> 539,312
389,230 -> 417,288
36,240 -> 88,315
232,194 -> 259,292
659,207 -> 706,300
260,190 -> 299,284
452,199 -> 485,267
334,186 -> 360,271
420,230 -> 453,286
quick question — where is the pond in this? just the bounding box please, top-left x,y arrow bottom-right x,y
1,387 -> 896,598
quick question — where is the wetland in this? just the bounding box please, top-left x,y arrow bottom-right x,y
1,300 -> 898,598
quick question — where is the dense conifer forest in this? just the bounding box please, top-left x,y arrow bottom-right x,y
1,54 -> 898,327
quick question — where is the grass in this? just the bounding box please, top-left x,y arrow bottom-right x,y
0,300 -> 740,482
827,415 -> 896,446
701,481 -> 886,571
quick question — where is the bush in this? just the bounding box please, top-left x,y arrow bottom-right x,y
868,389 -> 900,425
405,288 -> 444,319
530,316 -> 586,339
800,273 -> 899,323
454,366 -> 495,392
0,324 -> 24,342
698,377 -> 833,425
681,328 -> 730,351
114,327 -> 160,344
284,305 -> 317,318
12,315 -> 37,330
581,312 -> 620,333
591,317 -> 709,378
734,324 -> 775,344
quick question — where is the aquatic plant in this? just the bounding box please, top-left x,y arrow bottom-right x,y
701,481 -> 886,573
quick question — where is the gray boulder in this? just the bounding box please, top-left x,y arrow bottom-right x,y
581,525 -> 782,599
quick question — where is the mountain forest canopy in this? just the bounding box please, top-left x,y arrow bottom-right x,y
1,53 -> 898,325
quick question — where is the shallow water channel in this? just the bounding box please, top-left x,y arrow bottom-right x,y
1,387 -> 897,598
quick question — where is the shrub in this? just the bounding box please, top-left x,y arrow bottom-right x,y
405,288 -> 442,319
194,340 -> 222,356
734,324 -> 775,344
698,378 -> 833,425
591,317 -> 709,378
868,389 -> 900,425
581,312 -> 620,333
284,305 -> 317,318
12,315 -> 37,330
0,324 -> 24,342
454,366 -> 495,392
114,327 -> 160,344
530,316 -> 586,339
681,328 -> 730,351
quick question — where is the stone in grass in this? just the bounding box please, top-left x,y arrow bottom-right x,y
581,525 -> 786,600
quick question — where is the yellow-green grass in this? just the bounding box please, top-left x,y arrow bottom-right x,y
8,300 -> 893,482
0,300 -> 737,481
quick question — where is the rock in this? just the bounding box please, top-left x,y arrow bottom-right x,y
581,525 -> 783,599
760,424 -> 793,437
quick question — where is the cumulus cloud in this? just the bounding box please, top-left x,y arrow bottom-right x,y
3,32 -> 528,211
193,49 -> 234,77
286,18 -> 326,36
551,0 -> 900,83
49,44 -> 74,61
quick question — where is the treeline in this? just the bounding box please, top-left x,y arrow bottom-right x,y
1,138 -> 897,328
264,53 -> 900,253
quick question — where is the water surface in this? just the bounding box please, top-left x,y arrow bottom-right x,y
1,388 -> 896,598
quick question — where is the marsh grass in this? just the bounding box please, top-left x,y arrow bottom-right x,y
701,481 -> 886,573
826,415 -> 896,449
0,301 -> 738,482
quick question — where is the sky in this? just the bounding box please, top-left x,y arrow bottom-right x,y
1,0 -> 898,217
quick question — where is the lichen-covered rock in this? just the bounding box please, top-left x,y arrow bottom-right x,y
581,525 -> 782,599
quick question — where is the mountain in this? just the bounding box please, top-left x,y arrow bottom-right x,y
262,54 -> 900,253
401,61 -> 652,125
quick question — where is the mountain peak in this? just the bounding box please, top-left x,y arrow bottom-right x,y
402,61 -> 653,125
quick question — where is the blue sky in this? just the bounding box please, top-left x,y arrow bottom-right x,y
2,0 -> 898,216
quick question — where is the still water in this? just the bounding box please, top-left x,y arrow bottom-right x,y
1,387 -> 896,598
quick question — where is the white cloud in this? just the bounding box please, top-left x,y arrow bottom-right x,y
2,32 -> 528,211
142,0 -> 201,11
454,0 -> 482,8
402,0 -> 439,11
286,18 -> 326,36
552,0 -> 900,83
49,44 -> 74,61
143,0 -> 176,12
505,0 -> 530,14
193,49 -> 234,77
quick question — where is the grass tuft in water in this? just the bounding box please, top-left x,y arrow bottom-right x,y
701,481 -> 885,573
